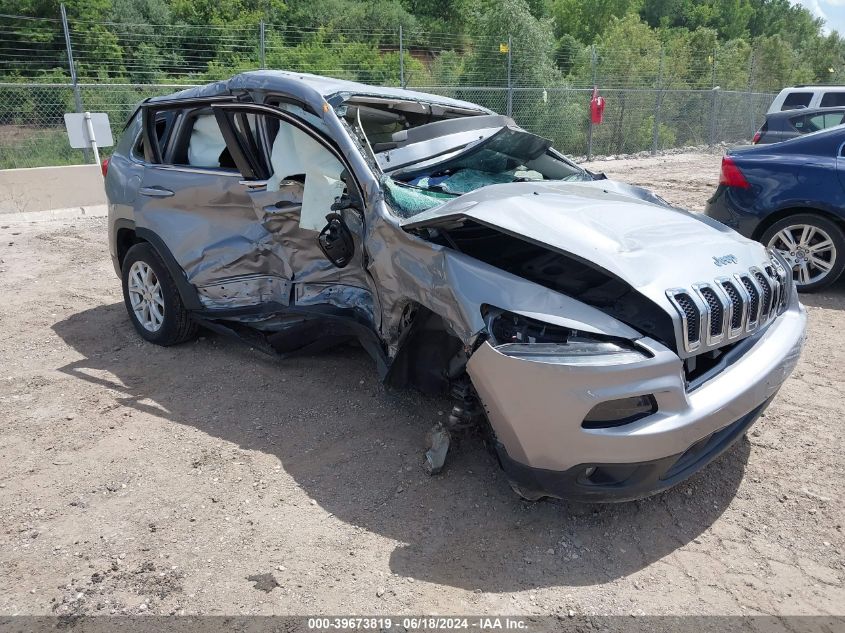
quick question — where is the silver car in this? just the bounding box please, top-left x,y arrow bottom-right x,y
105,71 -> 807,501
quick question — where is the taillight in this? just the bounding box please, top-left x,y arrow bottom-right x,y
752,131 -> 761,144
719,156 -> 750,189
101,157 -> 109,177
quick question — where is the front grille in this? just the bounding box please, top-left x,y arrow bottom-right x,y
699,287 -> 723,337
777,268 -> 789,311
673,292 -> 700,344
754,270 -> 773,319
667,260 -> 789,354
721,281 -> 743,330
740,275 -> 760,324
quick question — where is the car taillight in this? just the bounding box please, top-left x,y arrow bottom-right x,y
752,131 -> 761,144
719,156 -> 750,189
101,158 -> 109,177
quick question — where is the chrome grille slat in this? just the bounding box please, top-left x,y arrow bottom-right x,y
753,268 -> 774,321
764,265 -> 781,313
693,283 -> 728,346
667,261 -> 789,354
719,279 -> 745,334
738,274 -> 761,330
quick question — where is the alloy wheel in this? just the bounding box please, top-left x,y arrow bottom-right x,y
127,260 -> 165,332
767,223 -> 837,287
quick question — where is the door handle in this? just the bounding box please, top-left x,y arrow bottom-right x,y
263,202 -> 302,216
239,179 -> 269,189
139,186 -> 174,198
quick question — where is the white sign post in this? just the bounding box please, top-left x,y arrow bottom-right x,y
64,112 -> 113,177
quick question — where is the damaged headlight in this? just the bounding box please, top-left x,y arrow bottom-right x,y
484,308 -> 648,366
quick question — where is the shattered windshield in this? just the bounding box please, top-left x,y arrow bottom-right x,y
345,107 -> 589,218
379,125 -> 590,218
341,98 -> 590,218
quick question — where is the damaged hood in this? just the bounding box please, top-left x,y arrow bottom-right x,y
400,179 -> 771,308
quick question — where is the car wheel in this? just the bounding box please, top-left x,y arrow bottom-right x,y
121,242 -> 198,345
761,214 -> 845,292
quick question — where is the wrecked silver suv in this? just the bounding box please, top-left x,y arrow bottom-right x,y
106,71 -> 806,501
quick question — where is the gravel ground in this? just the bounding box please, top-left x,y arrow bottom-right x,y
0,152 -> 842,617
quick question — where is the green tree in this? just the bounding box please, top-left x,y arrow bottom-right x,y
284,0 -> 416,46
551,0 -> 641,44
751,34 -> 814,92
463,0 -> 559,88
594,15 -> 661,151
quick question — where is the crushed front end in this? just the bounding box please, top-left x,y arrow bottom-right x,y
465,257 -> 805,502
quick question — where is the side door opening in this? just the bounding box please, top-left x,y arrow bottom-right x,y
136,97 -> 294,311
211,102 -> 378,322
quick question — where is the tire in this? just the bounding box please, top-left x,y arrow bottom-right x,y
121,242 -> 198,345
761,213 -> 845,293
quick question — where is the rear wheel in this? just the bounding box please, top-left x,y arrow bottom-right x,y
121,243 -> 198,345
761,214 -> 845,292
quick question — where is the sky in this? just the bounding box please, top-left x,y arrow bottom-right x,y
794,0 -> 845,34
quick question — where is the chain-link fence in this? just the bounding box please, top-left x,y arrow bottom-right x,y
0,82 -> 778,170
0,10 -> 782,169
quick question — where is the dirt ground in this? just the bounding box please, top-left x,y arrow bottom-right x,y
0,152 -> 842,618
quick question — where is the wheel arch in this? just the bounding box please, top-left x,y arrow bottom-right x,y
114,220 -> 203,311
752,206 -> 845,242
384,305 -> 468,395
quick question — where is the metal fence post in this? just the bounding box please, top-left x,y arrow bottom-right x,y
587,45 -> 596,160
506,34 -> 513,117
259,20 -> 266,69
652,47 -> 664,155
709,48 -> 718,146
399,25 -> 405,88
747,49 -> 756,139
60,3 -> 89,162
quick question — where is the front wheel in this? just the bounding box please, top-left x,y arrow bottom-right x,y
121,243 -> 198,345
761,214 -> 845,292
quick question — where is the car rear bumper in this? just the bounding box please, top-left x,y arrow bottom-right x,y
467,300 -> 806,502
704,186 -> 757,238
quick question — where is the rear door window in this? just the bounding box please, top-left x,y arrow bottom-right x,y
820,92 -> 845,107
140,96 -> 238,165
780,92 -> 813,111
133,110 -> 178,161
168,109 -> 239,171
790,111 -> 845,133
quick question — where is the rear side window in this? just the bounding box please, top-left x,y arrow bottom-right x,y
820,92 -> 845,107
781,92 -> 812,111
168,110 -> 237,170
790,111 -> 845,133
133,110 -> 177,161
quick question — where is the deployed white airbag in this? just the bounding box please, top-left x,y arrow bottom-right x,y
268,122 -> 346,231
188,114 -> 226,167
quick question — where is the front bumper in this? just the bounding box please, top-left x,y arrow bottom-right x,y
467,301 -> 806,501
495,397 -> 771,502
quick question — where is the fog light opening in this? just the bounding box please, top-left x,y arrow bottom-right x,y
581,395 -> 657,429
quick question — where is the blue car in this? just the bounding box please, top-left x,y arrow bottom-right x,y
705,125 -> 845,291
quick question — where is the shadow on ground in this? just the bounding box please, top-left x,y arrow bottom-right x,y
52,302 -> 750,592
796,276 -> 845,310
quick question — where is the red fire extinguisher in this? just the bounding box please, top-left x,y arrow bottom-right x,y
590,87 -> 605,125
